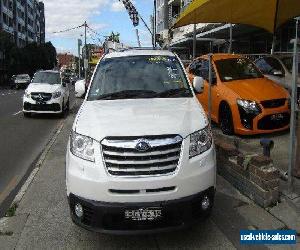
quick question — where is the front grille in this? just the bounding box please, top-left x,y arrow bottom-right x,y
31,92 -> 52,102
101,135 -> 183,177
261,99 -> 286,109
257,113 -> 290,130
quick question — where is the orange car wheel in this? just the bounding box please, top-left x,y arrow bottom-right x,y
219,102 -> 234,135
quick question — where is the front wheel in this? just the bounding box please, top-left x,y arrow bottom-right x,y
219,103 -> 234,135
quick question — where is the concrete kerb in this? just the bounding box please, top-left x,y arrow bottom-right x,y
2,120 -> 65,217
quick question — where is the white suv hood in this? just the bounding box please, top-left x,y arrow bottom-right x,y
26,83 -> 61,93
75,98 -> 208,141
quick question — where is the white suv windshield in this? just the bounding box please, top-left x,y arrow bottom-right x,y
32,72 -> 61,85
88,55 -> 192,100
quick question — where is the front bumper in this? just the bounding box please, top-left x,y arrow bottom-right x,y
235,101 -> 290,135
68,187 -> 215,234
23,97 -> 62,114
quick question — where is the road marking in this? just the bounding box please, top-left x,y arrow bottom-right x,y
13,111 -> 22,116
0,176 -> 18,205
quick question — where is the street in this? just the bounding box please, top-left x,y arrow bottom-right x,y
0,88 -> 63,217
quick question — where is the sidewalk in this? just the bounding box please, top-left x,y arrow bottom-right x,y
0,102 -> 298,249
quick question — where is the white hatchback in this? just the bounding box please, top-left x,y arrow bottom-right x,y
23,70 -> 75,117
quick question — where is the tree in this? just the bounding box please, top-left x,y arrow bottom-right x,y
107,32 -> 120,43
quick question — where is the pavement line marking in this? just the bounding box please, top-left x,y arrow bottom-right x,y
12,121 -> 65,206
13,111 -> 22,116
0,176 -> 18,205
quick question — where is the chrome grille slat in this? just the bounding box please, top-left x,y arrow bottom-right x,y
107,164 -> 177,172
101,135 -> 182,177
102,147 -> 180,157
104,156 -> 180,165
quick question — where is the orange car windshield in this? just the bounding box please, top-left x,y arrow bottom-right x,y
215,58 -> 263,82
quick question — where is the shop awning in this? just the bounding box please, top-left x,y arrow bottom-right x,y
174,0 -> 300,33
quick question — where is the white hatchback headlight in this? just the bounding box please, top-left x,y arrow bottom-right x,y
70,131 -> 95,162
189,126 -> 213,159
52,91 -> 62,99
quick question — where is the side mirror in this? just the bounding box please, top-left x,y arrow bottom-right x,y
273,70 -> 283,77
193,76 -> 204,94
75,80 -> 86,98
62,82 -> 67,87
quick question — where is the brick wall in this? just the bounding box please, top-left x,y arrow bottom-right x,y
215,139 -> 280,208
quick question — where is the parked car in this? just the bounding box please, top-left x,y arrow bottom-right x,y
66,49 -> 216,233
187,54 -> 290,135
23,70 -> 75,117
74,78 -> 85,98
13,74 -> 31,89
254,55 -> 300,106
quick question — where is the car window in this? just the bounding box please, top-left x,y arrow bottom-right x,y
32,72 -> 61,85
215,58 -> 263,82
281,57 -> 300,73
88,55 -> 193,100
189,59 -> 216,81
265,57 -> 285,74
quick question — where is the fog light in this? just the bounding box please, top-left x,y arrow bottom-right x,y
74,203 -> 83,218
201,196 -> 210,210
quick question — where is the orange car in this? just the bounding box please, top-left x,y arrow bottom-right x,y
187,54 -> 290,135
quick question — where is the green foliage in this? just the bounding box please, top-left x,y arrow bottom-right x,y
5,203 -> 18,217
107,32 -> 120,43
0,31 -> 57,78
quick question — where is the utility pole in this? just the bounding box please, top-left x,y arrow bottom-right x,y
78,39 -> 82,78
193,23 -> 197,59
84,21 -> 88,86
288,17 -> 299,191
154,0 -> 157,47
228,23 -> 233,53
135,29 -> 141,47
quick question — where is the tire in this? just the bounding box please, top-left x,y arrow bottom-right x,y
23,112 -> 31,118
219,103 -> 234,135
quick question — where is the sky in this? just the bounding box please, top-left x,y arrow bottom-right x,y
43,0 -> 154,55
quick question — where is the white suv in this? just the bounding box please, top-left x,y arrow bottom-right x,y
66,49 -> 216,234
23,70 -> 74,117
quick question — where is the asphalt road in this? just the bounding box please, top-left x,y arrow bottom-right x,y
0,88 -> 63,217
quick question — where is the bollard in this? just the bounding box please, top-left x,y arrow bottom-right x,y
260,139 -> 274,157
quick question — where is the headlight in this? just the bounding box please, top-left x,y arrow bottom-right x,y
70,131 -> 95,162
237,99 -> 261,115
52,91 -> 62,99
24,90 -> 31,98
189,126 -> 213,159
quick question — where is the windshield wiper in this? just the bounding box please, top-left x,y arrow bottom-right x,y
96,90 -> 157,100
156,88 -> 192,98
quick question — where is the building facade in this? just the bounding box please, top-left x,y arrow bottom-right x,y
0,0 -> 45,47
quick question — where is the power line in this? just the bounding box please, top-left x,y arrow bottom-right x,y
52,24 -> 84,34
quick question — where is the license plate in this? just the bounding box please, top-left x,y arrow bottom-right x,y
270,114 -> 284,121
125,207 -> 162,221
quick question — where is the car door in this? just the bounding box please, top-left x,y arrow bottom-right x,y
189,58 -> 219,121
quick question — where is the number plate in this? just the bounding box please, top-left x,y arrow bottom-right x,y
125,207 -> 162,221
270,114 -> 284,121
